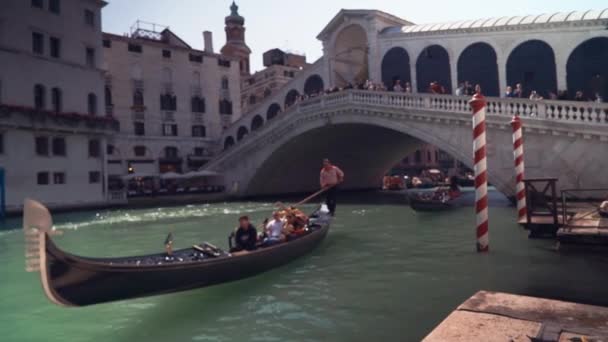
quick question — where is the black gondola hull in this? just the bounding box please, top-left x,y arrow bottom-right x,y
43,223 -> 329,307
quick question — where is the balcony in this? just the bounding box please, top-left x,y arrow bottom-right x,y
132,111 -> 145,121
192,113 -> 204,123
131,104 -> 146,113
0,104 -> 120,132
162,111 -> 175,122
105,104 -> 114,116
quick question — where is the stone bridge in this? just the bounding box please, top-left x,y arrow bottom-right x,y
206,90 -> 608,197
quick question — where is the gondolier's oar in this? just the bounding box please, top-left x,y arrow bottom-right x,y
295,185 -> 334,206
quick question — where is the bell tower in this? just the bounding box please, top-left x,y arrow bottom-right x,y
220,1 -> 252,76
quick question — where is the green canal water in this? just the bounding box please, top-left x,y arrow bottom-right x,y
1,191 -> 608,342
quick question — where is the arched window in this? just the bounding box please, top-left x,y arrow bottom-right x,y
381,47 -> 411,91
87,93 -> 97,115
284,89 -> 299,107
221,77 -> 229,90
457,42 -> 499,96
34,84 -> 46,109
251,115 -> 264,131
303,74 -> 325,95
224,136 -> 235,150
416,45 -> 452,94
266,103 -> 281,121
237,126 -> 248,141
133,90 -> 144,106
506,40 -> 556,98
133,145 -> 146,157
51,87 -> 62,113
567,37 -> 608,100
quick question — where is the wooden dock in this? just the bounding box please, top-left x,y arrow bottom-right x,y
423,291 -> 608,341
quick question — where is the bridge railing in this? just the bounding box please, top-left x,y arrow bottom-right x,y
215,89 -> 608,163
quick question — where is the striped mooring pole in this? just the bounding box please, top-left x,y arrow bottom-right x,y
510,115 -> 527,221
469,93 -> 489,252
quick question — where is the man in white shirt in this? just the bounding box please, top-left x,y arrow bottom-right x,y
264,211 -> 285,245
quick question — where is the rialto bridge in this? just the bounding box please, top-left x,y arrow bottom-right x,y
207,9 -> 608,197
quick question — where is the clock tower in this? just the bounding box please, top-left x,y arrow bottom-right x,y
220,1 -> 252,76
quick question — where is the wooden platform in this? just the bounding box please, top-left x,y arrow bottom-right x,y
423,291 -> 608,341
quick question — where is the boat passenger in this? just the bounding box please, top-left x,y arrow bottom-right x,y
232,216 -> 258,252
263,211 -> 286,246
283,213 -> 308,238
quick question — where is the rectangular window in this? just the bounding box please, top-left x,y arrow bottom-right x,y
189,54 -> 203,63
53,172 -> 65,184
128,43 -> 142,53
191,97 -> 205,113
192,125 -> 206,137
88,139 -> 100,158
134,122 -> 145,136
49,0 -> 60,14
32,32 -> 44,55
84,9 -> 95,27
0,133 -> 3,155
50,36 -> 60,58
89,171 -> 101,184
162,124 -> 178,137
102,39 -> 111,48
35,136 -> 49,156
194,147 -> 205,156
86,47 -> 95,67
162,49 -> 171,58
32,0 -> 43,9
37,172 -> 49,185
134,146 -> 146,157
218,59 -> 231,67
106,144 -> 114,155
52,137 -> 66,156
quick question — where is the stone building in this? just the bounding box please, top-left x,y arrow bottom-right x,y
240,48 -> 309,114
102,21 -> 242,177
0,0 -> 119,211
220,1 -> 251,77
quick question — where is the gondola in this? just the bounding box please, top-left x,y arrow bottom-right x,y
409,194 -> 453,212
23,199 -> 331,307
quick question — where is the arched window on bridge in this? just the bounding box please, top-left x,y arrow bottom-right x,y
303,75 -> 325,95
381,47 -> 411,91
237,126 -> 249,141
267,103 -> 281,121
506,40 -> 557,99
284,89 -> 299,107
457,42 -> 499,97
416,45 -> 452,94
567,37 -> 608,101
251,115 -> 264,131
224,136 -> 235,150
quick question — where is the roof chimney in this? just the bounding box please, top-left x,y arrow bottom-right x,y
203,31 -> 214,53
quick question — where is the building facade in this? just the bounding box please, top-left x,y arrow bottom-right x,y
240,49 -> 308,114
0,0 -> 119,211
102,22 -> 242,177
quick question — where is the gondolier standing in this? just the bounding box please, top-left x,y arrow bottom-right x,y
320,158 -> 344,216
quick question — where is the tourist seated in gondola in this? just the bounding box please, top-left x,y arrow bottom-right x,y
283,212 -> 308,239
263,211 -> 286,246
231,216 -> 258,252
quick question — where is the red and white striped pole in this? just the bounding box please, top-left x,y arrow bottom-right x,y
469,92 -> 489,252
510,115 -> 527,221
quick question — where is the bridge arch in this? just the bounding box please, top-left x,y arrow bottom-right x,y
567,37 -> 608,100
237,126 -> 249,141
304,74 -> 325,95
457,42 -> 499,96
284,89 -> 300,107
416,44 -> 452,93
381,47 -> 411,91
332,24 -> 369,87
224,136 -> 235,150
506,39 -> 557,98
251,114 -> 264,131
267,103 -> 281,121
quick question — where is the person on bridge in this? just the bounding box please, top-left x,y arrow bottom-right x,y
320,158 -> 344,216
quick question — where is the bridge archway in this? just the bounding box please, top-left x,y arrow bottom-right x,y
224,136 -> 235,150
251,115 -> 264,131
267,103 -> 281,121
507,40 -> 557,98
381,47 -> 411,91
332,24 -> 369,87
567,37 -> 608,100
304,75 -> 325,95
284,89 -> 300,107
237,126 -> 249,141
416,45 -> 452,93
457,42 -> 499,96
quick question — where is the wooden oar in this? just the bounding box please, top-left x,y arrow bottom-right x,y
294,186 -> 334,206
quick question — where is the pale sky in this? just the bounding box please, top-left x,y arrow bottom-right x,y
101,0 -> 607,72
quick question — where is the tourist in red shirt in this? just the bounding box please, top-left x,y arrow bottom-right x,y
320,158 -> 344,216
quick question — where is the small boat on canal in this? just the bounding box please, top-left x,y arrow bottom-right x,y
23,199 -> 331,307
409,194 -> 454,212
